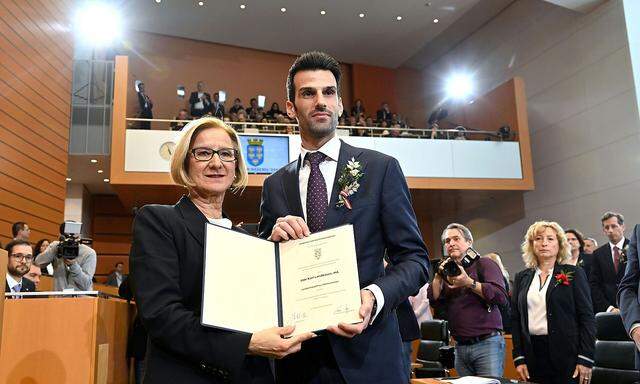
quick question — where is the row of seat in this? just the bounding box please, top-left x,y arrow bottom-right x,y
413,313 -> 638,383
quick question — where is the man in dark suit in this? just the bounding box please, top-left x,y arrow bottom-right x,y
258,51 -> 429,384
211,92 -> 225,119
189,81 -> 212,118
618,223 -> 640,369
137,82 -> 153,129
4,239 -> 36,293
590,211 -> 629,313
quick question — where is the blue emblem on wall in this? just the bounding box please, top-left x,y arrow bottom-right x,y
246,138 -> 265,166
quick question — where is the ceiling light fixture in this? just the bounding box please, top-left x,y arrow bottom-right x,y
280,7 -> 286,12
433,18 -> 439,23
97,169 -> 104,174
359,13 -> 365,18
90,159 -> 98,163
103,178 -> 110,183
65,177 -> 72,182
396,16 -> 402,21
240,4 -> 246,9
155,0 -> 161,3
198,1 -> 204,6
320,10 -> 326,15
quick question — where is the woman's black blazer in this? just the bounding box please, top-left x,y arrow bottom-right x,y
511,264 -> 596,372
130,195 -> 273,384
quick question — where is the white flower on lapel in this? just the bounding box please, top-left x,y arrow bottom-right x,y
336,157 -> 363,209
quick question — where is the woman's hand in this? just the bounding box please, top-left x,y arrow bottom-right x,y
247,326 -> 316,359
573,364 -> 592,384
516,364 -> 530,381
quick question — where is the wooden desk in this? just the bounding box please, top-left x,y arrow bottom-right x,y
0,296 -> 133,384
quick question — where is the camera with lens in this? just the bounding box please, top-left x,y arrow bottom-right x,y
436,247 -> 481,279
56,221 -> 83,260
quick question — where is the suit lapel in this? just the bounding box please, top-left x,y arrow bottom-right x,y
281,160 -> 304,218
546,264 -> 562,303
326,141 -> 364,229
519,270 -> 535,334
176,195 -> 208,248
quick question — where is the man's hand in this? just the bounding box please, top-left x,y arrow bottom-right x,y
269,216 -> 310,242
446,265 -> 473,289
611,307 -> 620,313
248,326 -> 316,359
631,327 -> 640,351
572,364 -> 592,384
63,258 -> 76,266
327,290 -> 375,338
516,364 -> 530,381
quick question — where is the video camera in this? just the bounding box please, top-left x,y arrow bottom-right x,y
57,221 -> 83,260
436,247 -> 481,279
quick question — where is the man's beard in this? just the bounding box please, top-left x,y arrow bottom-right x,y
8,264 -> 29,277
301,110 -> 338,139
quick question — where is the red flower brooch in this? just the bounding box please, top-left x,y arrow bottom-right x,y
554,270 -> 574,286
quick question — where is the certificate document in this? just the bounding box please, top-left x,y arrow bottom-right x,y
201,224 -> 362,336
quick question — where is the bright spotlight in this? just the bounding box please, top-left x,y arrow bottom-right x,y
445,74 -> 474,100
74,2 -> 122,47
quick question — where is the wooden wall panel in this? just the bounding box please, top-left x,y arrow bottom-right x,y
0,0 -> 72,246
92,195 -> 133,281
351,63 -> 399,118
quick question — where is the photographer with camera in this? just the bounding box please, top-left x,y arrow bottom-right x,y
35,221 -> 96,291
427,223 -> 508,377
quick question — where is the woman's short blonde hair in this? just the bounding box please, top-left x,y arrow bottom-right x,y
484,252 -> 510,280
170,117 -> 248,193
521,220 -> 571,268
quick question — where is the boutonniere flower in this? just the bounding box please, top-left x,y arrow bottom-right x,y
554,270 -> 574,286
336,157 -> 363,210
621,245 -> 629,264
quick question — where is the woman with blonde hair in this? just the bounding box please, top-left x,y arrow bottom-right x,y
511,221 -> 595,384
130,118 -> 315,383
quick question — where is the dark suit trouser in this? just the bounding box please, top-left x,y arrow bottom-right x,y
530,336 -> 577,384
275,335 -> 346,384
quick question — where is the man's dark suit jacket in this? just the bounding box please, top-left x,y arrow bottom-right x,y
137,92 -> 153,118
211,102 -> 225,119
589,238 -> 629,313
578,252 -> 593,279
618,224 -> 640,368
511,264 -> 595,378
5,277 -> 36,293
130,196 -> 273,384
258,140 -> 429,384
189,92 -> 212,117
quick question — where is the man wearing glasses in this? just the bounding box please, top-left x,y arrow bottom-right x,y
4,239 -> 36,294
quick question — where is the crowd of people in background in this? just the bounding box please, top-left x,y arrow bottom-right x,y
135,80 -> 477,139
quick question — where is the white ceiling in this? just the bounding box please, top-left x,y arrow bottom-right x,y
121,0 -> 483,68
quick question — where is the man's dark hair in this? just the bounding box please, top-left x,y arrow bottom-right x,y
601,211 -> 624,225
287,51 -> 341,102
115,261 -> 124,267
5,239 -> 32,255
565,228 -> 585,253
11,222 -> 26,237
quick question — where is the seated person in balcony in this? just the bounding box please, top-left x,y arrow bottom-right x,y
170,109 -> 191,131
245,98 -> 259,120
353,122 -> 369,137
454,126 -> 467,140
266,102 -> 283,118
189,81 -> 212,118
338,116 -> 345,126
229,98 -> 244,115
5,239 -> 36,294
376,102 -> 392,123
130,118 -> 314,383
365,116 -> 374,127
137,82 -> 153,130
347,115 -> 357,127
428,223 -> 508,377
35,223 -> 96,291
24,263 -> 42,290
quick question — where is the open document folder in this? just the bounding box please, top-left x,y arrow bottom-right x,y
201,224 -> 362,336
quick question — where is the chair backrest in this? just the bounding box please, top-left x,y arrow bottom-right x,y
420,319 -> 449,344
592,312 -> 639,384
